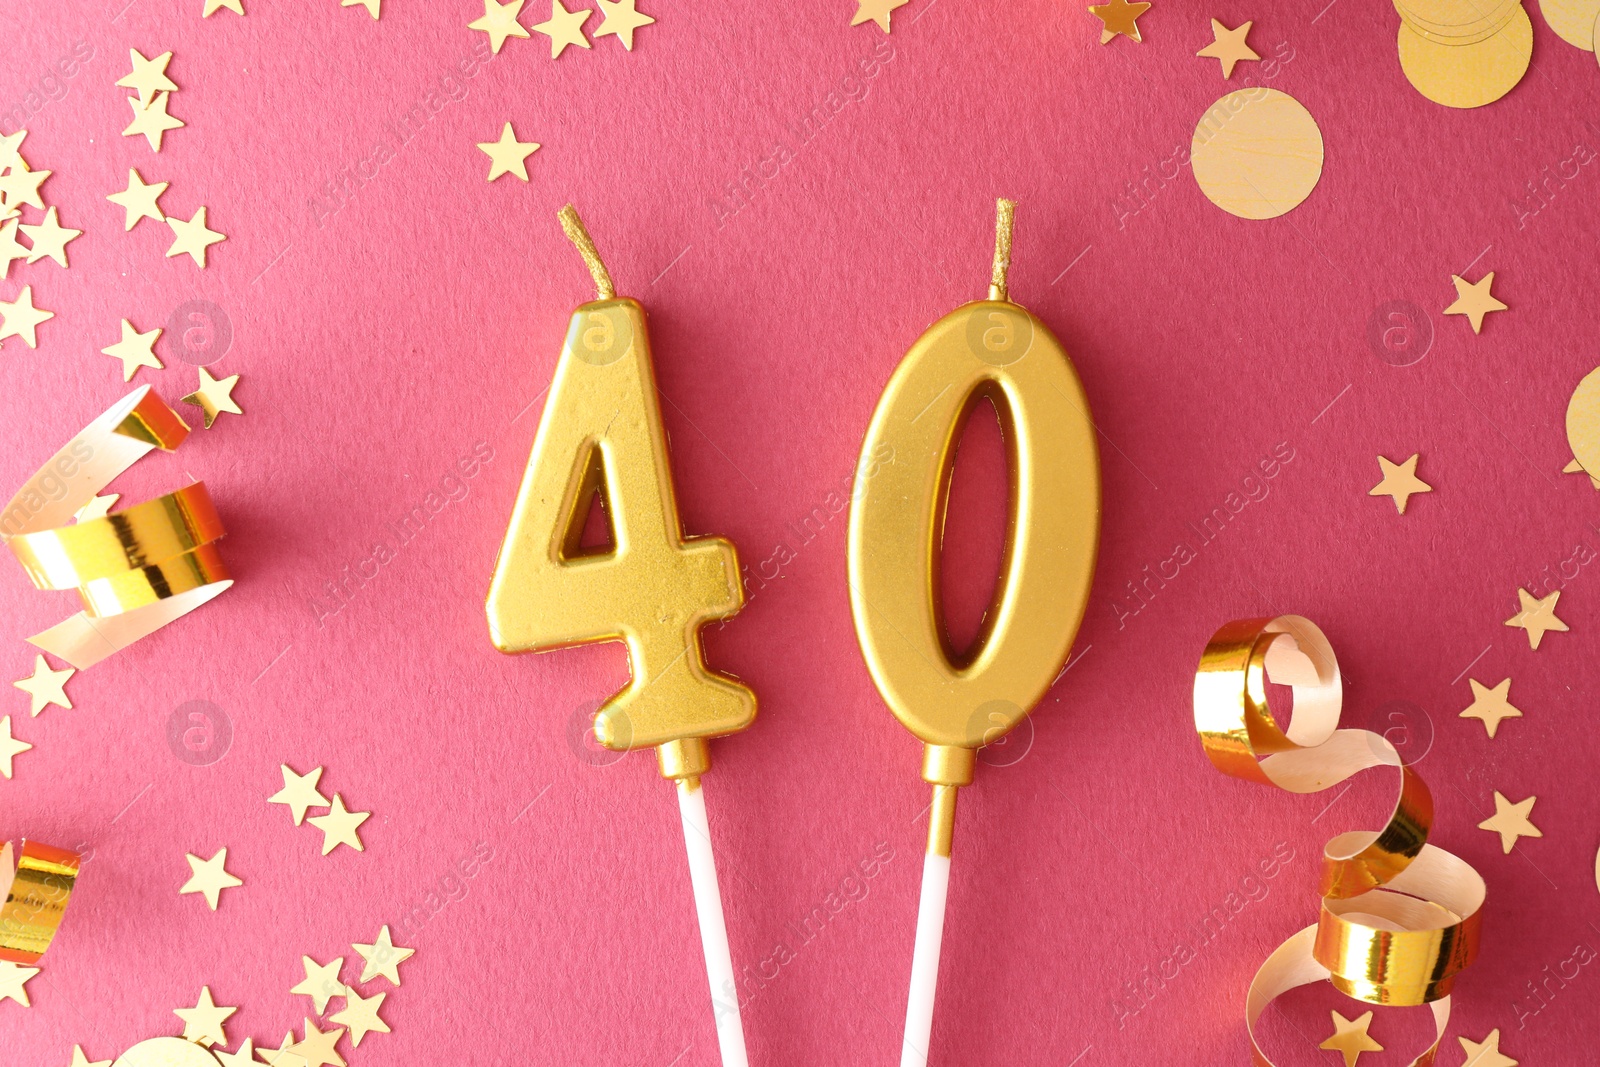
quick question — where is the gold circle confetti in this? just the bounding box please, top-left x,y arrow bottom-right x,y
1570,367 -> 1600,479
1394,0 -> 1519,45
1540,0 -> 1600,49
1190,88 -> 1324,220
110,1037 -> 221,1067
1396,5 -> 1532,109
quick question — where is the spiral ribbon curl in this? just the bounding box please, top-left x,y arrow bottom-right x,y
0,840 -> 78,963
1194,616 -> 1485,1067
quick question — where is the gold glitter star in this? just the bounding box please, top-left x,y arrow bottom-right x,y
468,0 -> 531,52
1460,677 -> 1522,739
116,48 -> 178,105
21,207 -> 81,267
1504,587 -> 1568,650
1479,791 -> 1541,853
107,169 -> 168,230
0,285 -> 54,349
594,0 -> 654,49
288,1020 -> 346,1067
67,1046 -> 112,1067
0,716 -> 31,779
341,0 -> 381,17
101,319 -> 164,382
75,494 -> 119,522
290,955 -> 345,1014
1444,272 -> 1507,334
1458,1028 -> 1518,1067
308,794 -> 369,854
478,122 -> 540,181
203,0 -> 245,14
329,985 -> 389,1047
850,0 -> 909,32
174,986 -> 237,1047
181,366 -> 243,428
269,764 -> 330,825
0,960 -> 39,1005
1196,18 -> 1257,77
180,846 -> 243,910
533,0 -> 591,57
14,654 -> 73,716
213,1038 -> 258,1067
0,163 -> 51,211
353,925 -> 414,985
1368,453 -> 1432,514
1089,0 -> 1150,43
165,205 -> 226,267
123,92 -> 185,151
1319,1009 -> 1383,1067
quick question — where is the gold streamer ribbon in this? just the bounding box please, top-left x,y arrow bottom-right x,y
1,387 -> 231,669
1194,616 -> 1485,1066
0,840 -> 79,963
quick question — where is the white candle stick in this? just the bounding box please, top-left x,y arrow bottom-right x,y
678,777 -> 750,1067
900,848 -> 951,1067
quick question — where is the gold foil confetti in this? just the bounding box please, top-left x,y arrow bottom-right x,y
1459,1028 -> 1518,1066
68,1046 -> 112,1067
307,795 -> 368,855
107,170 -> 168,230
850,0 -> 908,33
20,208 -> 80,267
101,320 -> 164,382
1368,453 -> 1432,513
352,925 -> 412,985
477,122 -> 539,182
181,366 -> 243,427
0,840 -> 79,961
290,956 -> 344,1014
1444,272 -> 1506,333
533,0 -> 591,57
123,93 -> 185,151
593,0 -> 654,49
467,0 -> 531,52
1478,791 -> 1541,853
202,0 -> 245,15
1320,1009 -> 1383,1066
1395,1 -> 1531,109
165,206 -> 226,267
0,959 -> 38,1005
13,654 -> 72,716
1089,0 -> 1150,42
1460,677 -> 1521,738
268,765 -> 329,825
286,1020 -> 344,1067
260,1031 -> 310,1067
329,985 -> 388,1046
1504,587 -> 1567,649
341,0 -> 381,18
1,221 -> 25,277
180,848 -> 243,910
117,49 -> 178,106
212,1038 -> 256,1066
0,285 -> 54,349
1191,88 -> 1323,220
0,718 -> 29,779
0,160 -> 50,212
174,986 -> 236,1047
1196,18 -> 1258,77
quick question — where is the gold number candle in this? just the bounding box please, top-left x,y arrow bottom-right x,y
847,200 -> 1101,1067
486,206 -> 756,1067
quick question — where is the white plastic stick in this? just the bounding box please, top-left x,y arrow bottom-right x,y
900,850 -> 951,1067
677,778 -> 750,1067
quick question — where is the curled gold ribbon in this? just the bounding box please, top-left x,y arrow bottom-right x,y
1195,616 -> 1485,1066
0,840 -> 79,963
1,387 -> 231,669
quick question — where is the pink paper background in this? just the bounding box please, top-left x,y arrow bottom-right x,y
3,1 -> 1599,1064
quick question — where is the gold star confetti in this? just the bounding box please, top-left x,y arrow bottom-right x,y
67,1046 -> 112,1067
1460,677 -> 1522,739
0,716 -> 31,779
1089,0 -> 1150,42
75,493 -> 119,522
101,319 -> 164,381
269,764 -> 330,825
308,794 -> 370,854
0,130 -> 25,171
174,986 -> 237,1047
180,846 -> 243,909
213,1038 -> 258,1067
1458,1028 -> 1517,1067
1504,587 -> 1567,650
259,1033 -> 309,1067
353,925 -> 414,985
0,285 -> 54,349
1319,1009 -> 1383,1067
287,1020 -> 345,1067
0,163 -> 50,211
165,205 -> 226,267
1443,271 -> 1506,334
290,955 -> 345,1014
342,0 -> 381,17
329,985 -> 389,1047
850,0 -> 909,32
0,960 -> 39,1005
478,122 -> 540,181
534,0 -> 591,56
21,207 -> 81,268
182,366 -> 244,428
594,0 -> 654,49
123,92 -> 185,151
13,654 -> 73,716
107,169 -> 168,230
203,0 -> 245,14
468,0 -> 531,52
1196,17 -> 1257,76
117,48 -> 178,105
1368,453 -> 1432,514
1,220 -> 26,277
1478,791 -> 1542,853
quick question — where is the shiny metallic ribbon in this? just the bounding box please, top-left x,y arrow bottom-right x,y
1195,616 -> 1485,1067
1,387 -> 231,669
0,840 -> 79,963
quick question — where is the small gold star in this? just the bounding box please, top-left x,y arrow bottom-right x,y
533,0 -> 591,56
1479,791 -> 1541,853
309,793 -> 370,854
1089,0 -> 1151,43
1,219 -> 26,276
107,169 -> 168,230
0,164 -> 50,211
1368,453 -> 1432,514
269,764 -> 330,825
13,654 -> 73,716
594,0 -> 654,49
1196,18 -> 1258,77
0,960 -> 39,1005
341,0 -> 381,17
203,0 -> 245,14
0,130 -> 26,172
75,494 -> 120,522
850,0 -> 909,32
478,122 -> 540,181
1444,272 -> 1507,334
0,716 -> 31,779
0,285 -> 54,349
180,846 -> 243,909
468,0 -> 531,52
353,925 -> 414,985
116,48 -> 178,105
1504,587 -> 1568,650
1458,1028 -> 1518,1067
329,985 -> 389,1047
174,986 -> 237,1047
67,1045 -> 113,1067
290,955 -> 345,1014
1319,1009 -> 1383,1067
21,207 -> 81,267
259,1032 -> 309,1067
288,1019 -> 346,1067
213,1037 -> 258,1067
165,205 -> 226,267
101,319 -> 164,382
123,92 -> 185,151
1460,677 -> 1522,739
182,366 -> 243,427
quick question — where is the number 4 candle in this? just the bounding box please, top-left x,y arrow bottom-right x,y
487,206 -> 757,1067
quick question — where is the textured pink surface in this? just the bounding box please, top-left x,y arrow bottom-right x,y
2,1 -> 1600,1064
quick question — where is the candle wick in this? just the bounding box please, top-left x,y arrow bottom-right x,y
558,204 -> 617,301
988,198 -> 1016,303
